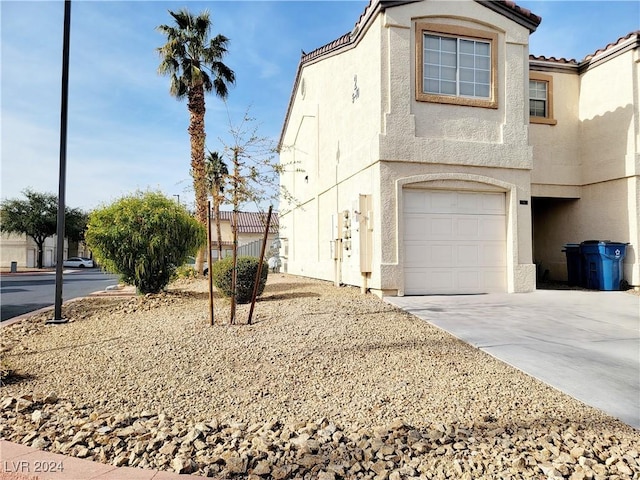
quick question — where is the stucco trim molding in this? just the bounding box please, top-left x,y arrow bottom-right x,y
393,172 -> 520,295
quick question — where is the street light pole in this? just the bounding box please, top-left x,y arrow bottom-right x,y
173,194 -> 180,205
49,0 -> 72,325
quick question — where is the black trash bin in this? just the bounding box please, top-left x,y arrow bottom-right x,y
562,244 -> 582,286
580,241 -> 628,290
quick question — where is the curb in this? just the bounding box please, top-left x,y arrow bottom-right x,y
1,287 -> 136,328
0,439 -> 207,479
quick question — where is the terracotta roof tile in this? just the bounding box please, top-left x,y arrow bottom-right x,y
498,0 -> 541,24
217,211 -> 279,234
529,54 -> 579,65
300,0 -> 541,64
583,30 -> 640,61
529,30 -> 639,66
300,33 -> 352,63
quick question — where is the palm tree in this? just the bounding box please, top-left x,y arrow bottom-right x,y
157,8 -> 235,273
205,150 -> 228,262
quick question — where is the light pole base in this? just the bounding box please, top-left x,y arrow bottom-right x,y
45,318 -> 69,325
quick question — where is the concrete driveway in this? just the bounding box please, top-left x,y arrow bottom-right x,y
385,290 -> 640,429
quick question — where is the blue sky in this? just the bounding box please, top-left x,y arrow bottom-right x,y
2,0 -> 638,212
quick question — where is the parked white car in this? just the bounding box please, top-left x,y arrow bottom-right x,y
185,256 -> 208,276
63,257 -> 94,268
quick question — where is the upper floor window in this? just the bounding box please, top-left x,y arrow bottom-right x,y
416,22 -> 498,108
529,80 -> 547,116
529,72 -> 557,125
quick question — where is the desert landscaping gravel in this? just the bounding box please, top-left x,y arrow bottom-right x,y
1,274 -> 638,479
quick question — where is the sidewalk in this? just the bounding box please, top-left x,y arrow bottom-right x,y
0,440 -> 206,479
0,268 -> 56,276
1,286 -> 136,328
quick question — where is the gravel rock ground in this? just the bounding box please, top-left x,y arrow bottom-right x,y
1,274 -> 638,479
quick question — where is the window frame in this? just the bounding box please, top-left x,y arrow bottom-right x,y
415,22 -> 498,109
529,72 -> 557,125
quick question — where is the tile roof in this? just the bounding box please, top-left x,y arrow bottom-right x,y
216,211 -> 279,234
528,54 -> 579,65
583,30 -> 640,61
280,0 -> 541,150
299,0 -> 540,65
529,30 -> 639,66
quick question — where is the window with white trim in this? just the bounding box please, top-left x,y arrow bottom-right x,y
416,22 -> 498,108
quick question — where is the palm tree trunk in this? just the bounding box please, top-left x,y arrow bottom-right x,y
188,83 -> 208,274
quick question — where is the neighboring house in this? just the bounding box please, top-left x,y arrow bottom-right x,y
528,32 -> 639,287
211,210 -> 279,260
278,0 -> 639,296
1,233 -> 68,268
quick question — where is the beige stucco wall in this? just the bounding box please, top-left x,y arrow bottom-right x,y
579,48 -> 639,285
530,45 -> 639,286
1,233 -> 32,268
530,69 -> 581,194
381,1 -> 533,164
280,0 -> 537,294
0,233 -> 67,268
580,51 -> 637,183
279,13 -> 384,283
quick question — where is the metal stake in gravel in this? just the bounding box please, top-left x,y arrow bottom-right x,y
230,147 -> 240,325
207,200 -> 214,326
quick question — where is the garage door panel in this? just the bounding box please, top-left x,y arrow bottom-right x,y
430,191 -> 456,213
482,193 -> 506,214
457,270 -> 480,289
403,189 -> 506,294
457,193 -> 481,213
480,217 -> 506,239
404,214 -> 427,239
406,243 -> 504,268
483,269 -> 507,291
404,191 -> 428,212
456,218 -> 480,238
406,243 -> 455,267
404,243 -> 430,267
421,269 -> 455,292
431,217 -> 454,237
482,244 -> 507,266
404,267 -> 506,294
457,245 -> 480,266
430,245 -> 455,266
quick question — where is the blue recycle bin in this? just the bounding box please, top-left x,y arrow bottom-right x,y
580,241 -> 628,291
562,243 -> 582,287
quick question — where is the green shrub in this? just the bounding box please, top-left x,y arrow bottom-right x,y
211,256 -> 268,304
86,191 -> 206,294
173,263 -> 199,280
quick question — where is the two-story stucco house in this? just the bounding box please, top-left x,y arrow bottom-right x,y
278,0 -> 639,296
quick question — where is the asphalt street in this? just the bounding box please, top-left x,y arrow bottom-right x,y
0,269 -> 119,322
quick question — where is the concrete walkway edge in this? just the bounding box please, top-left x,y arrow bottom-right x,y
0,440 -> 204,479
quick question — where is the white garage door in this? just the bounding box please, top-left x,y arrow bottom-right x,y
403,189 -> 506,295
